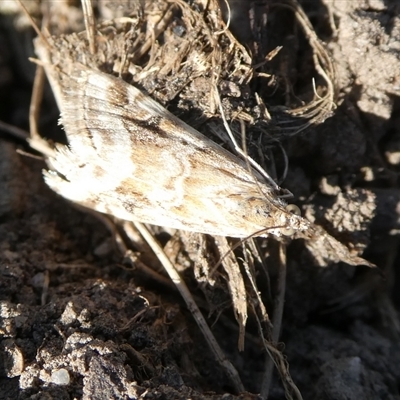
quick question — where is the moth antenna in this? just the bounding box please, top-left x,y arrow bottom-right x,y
214,88 -> 280,191
211,224 -> 289,275
16,0 -> 52,51
214,87 -> 300,239
238,118 -> 274,199
81,0 -> 97,55
218,93 -> 293,208
276,140 -> 289,185
238,108 -> 297,215
238,118 -> 280,202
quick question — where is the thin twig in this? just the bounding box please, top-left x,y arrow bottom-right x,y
260,242 -> 289,399
29,64 -> 45,141
124,251 -> 175,289
81,0 -> 97,54
133,5 -> 176,60
0,120 -> 29,141
17,0 -> 57,159
17,0 -> 52,50
242,244 -> 271,327
134,222 -> 245,393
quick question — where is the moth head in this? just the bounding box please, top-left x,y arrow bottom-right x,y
281,204 -> 301,236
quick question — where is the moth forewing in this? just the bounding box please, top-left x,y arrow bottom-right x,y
40,60 -> 306,237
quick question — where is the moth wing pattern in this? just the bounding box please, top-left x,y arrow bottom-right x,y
43,63 -> 304,237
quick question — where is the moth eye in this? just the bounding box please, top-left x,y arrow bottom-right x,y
281,226 -> 295,236
281,204 -> 301,236
285,204 -> 301,216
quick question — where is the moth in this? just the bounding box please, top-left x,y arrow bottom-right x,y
34,40 -> 309,240
32,30 -> 372,267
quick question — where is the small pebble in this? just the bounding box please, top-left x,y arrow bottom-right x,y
51,368 -> 70,385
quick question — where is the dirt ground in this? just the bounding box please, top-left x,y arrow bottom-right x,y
1,0 -> 400,399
